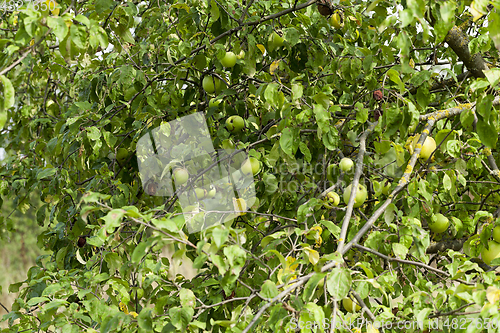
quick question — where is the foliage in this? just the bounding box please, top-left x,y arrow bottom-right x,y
0,0 -> 500,332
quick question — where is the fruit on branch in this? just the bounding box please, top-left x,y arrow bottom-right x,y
116,148 -> 129,164
221,51 -> 237,68
493,226 -> 500,243
268,31 -> 284,52
241,157 -> 261,176
226,115 -> 245,132
207,186 -> 216,199
412,135 -> 436,160
194,188 -> 207,199
373,90 -> 383,101
343,184 -> 368,208
173,168 -> 189,185
339,157 -> 354,172
429,213 -> 449,233
209,98 -> 222,108
202,76 -> 222,95
342,297 -> 361,313
481,240 -> 500,265
317,0 -> 333,16
326,191 -> 340,206
329,11 -> 344,29
233,198 -> 247,215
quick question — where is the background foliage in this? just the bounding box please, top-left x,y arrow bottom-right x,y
1,0 -> 500,332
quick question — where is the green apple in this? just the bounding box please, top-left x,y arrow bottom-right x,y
342,297 -> 361,313
173,168 -> 189,185
329,11 -> 344,29
241,157 -> 261,176
207,186 -> 216,199
339,157 -> 354,172
343,184 -> 368,208
326,164 -> 335,182
226,115 -> 245,132
194,188 -> 207,199
209,98 -> 222,108
202,76 -> 222,95
116,148 -> 129,164
250,197 -> 260,210
221,139 -> 235,150
412,135 -> 436,160
221,51 -> 237,68
268,31 -> 284,52
326,192 -> 340,206
493,226 -> 500,243
429,213 -> 449,233
481,240 -> 500,265
382,182 -> 391,195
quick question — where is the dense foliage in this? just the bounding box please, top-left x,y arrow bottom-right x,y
1,0 -> 500,332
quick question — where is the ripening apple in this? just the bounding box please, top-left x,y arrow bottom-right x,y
329,11 -> 343,29
493,226 -> 500,243
429,213 -> 449,233
173,168 -> 189,185
326,192 -> 340,206
412,135 -> 436,160
220,51 -> 237,68
339,157 -> 354,172
343,184 -> 368,208
202,76 -> 222,95
481,240 -> 500,265
226,115 -> 245,132
241,157 -> 261,176
268,31 -> 284,52
233,198 -> 247,215
342,297 -> 361,313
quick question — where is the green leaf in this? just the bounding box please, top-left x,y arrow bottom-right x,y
27,296 -> 49,307
37,168 -> 57,180
0,75 -> 15,109
477,119 -> 497,148
47,17 -> 68,41
101,209 -> 126,232
386,69 -> 405,93
95,0 -> 114,14
264,83 -> 279,107
70,24 -> 87,49
303,273 -> 326,302
261,280 -> 279,299
326,267 -> 351,300
132,241 -> 150,264
283,27 -> 300,47
279,127 -> 299,157
212,226 -> 229,249
169,307 -> 194,331
179,289 -> 196,308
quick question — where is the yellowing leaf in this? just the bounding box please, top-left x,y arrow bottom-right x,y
129,311 -> 138,318
270,60 -> 280,74
303,247 -> 320,265
367,324 -> 379,333
256,44 -> 266,55
487,286 -> 500,304
285,256 -> 298,271
119,301 -> 129,314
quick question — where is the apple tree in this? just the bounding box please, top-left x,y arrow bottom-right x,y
1,0 -> 500,332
